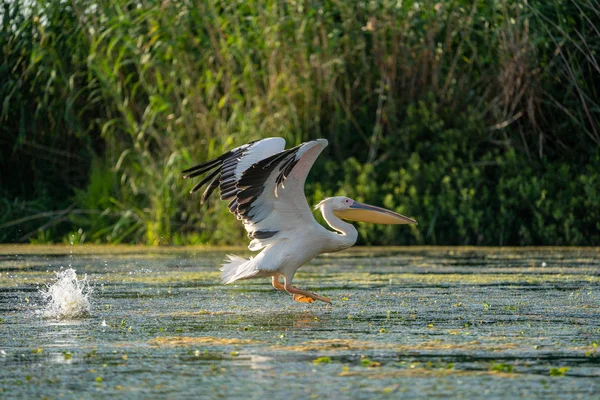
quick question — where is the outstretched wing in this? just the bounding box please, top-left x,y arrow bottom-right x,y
236,139 -> 328,250
182,137 -> 286,204
183,138 -> 328,251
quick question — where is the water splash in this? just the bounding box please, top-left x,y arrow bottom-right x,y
40,268 -> 92,319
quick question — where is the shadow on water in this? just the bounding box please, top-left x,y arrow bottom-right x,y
0,246 -> 599,399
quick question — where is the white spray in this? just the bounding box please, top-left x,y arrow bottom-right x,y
40,268 -> 92,319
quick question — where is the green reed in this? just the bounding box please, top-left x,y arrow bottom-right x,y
1,0 -> 598,245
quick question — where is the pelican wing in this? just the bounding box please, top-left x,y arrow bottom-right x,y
183,137 -> 286,203
183,138 -> 328,251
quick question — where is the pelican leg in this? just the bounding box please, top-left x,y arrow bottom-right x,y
283,277 -> 331,305
271,273 -> 285,291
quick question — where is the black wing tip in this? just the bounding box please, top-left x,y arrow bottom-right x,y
190,182 -> 203,194
182,149 -> 235,175
182,164 -> 203,174
185,144 -> 252,203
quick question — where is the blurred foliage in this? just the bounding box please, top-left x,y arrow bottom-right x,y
1,0 -> 599,245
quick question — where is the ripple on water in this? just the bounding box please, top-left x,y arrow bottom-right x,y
1,246 -> 599,399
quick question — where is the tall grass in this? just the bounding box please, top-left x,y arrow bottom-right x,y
1,0 -> 599,245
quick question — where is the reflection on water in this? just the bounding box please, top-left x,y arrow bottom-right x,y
0,246 -> 599,399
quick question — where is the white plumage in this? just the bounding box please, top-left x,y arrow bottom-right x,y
183,137 -> 417,304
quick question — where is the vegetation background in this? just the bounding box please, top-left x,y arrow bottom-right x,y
1,0 -> 599,246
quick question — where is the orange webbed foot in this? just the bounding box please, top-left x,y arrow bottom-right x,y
293,294 -> 316,303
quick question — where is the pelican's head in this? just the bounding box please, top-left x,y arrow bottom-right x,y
315,196 -> 417,225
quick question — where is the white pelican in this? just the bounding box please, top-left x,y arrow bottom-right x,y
183,138 -> 417,304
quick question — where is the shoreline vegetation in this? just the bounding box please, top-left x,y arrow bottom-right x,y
1,244 -> 599,256
1,1 -> 599,246
0,243 -> 600,253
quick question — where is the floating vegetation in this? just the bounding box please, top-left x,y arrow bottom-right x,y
313,356 -> 332,365
40,268 -> 92,319
148,336 -> 258,347
273,339 -> 521,353
273,339 -> 377,352
159,310 -> 234,317
2,247 -> 600,398
360,357 -> 382,368
337,369 -> 518,379
549,367 -> 570,376
490,363 -> 514,373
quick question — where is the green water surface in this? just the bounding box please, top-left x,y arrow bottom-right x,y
0,246 -> 599,399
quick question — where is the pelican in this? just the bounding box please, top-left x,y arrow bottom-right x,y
183,138 -> 417,304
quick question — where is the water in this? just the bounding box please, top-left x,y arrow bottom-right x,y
40,268 -> 92,319
0,246 -> 599,399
